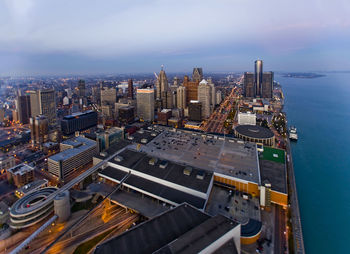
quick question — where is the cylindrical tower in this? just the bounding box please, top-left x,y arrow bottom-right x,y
255,60 -> 263,97
54,190 -> 71,223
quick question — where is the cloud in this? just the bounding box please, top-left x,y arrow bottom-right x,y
0,0 -> 349,73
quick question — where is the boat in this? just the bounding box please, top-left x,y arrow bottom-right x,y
289,126 -> 298,141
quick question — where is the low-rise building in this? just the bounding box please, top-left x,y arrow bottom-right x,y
15,179 -> 48,198
94,203 -> 241,254
0,155 -> 16,172
238,112 -> 256,126
6,164 -> 35,188
157,109 -> 172,125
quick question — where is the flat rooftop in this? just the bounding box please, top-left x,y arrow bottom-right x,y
63,110 -> 95,119
7,163 -> 34,175
127,128 -> 160,144
155,214 -> 239,254
49,136 -> 96,162
94,203 -> 239,254
259,147 -> 287,194
94,139 -> 131,160
17,179 -> 48,195
88,182 -> 169,218
109,149 -> 213,193
139,129 -> 260,184
99,166 -> 207,209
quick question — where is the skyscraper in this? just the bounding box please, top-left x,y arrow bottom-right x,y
78,79 -> 86,98
28,89 -> 56,126
137,88 -> 155,122
128,79 -> 134,99
188,101 -> 202,122
208,78 -> 216,108
255,60 -> 263,97
192,68 -> 203,82
243,72 -> 255,97
183,75 -> 199,105
198,79 -> 212,119
16,91 -> 31,124
176,86 -> 186,109
40,89 -> 56,126
101,87 -> 117,106
262,72 -> 274,98
155,66 -> 169,109
30,115 -> 49,146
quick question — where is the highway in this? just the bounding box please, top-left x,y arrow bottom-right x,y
286,139 -> 305,254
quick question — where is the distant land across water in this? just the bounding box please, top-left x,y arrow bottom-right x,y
282,72 -> 326,79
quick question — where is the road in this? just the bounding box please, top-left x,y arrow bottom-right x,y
274,205 -> 287,254
201,86 -> 239,134
285,139 -> 305,254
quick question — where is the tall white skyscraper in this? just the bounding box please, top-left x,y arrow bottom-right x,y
198,79 -> 212,119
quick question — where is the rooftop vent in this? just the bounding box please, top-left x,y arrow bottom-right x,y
159,160 -> 168,169
100,152 -> 107,157
196,170 -> 205,180
114,155 -> 124,162
183,166 -> 192,176
149,158 -> 158,166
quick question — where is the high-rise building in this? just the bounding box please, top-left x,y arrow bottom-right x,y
91,86 -> 101,105
155,66 -> 169,109
48,136 -> 97,181
16,91 -> 31,124
28,89 -> 56,126
216,90 -> 222,105
244,72 -> 255,97
137,88 -> 154,122
61,110 -> 98,135
255,60 -> 263,97
192,67 -> 203,82
101,87 -> 117,106
183,76 -> 199,105
78,80 -> 86,98
198,79 -> 212,119
30,115 -> 49,146
176,86 -> 186,109
40,89 -> 56,126
262,72 -> 274,98
0,108 -> 5,123
208,79 -> 216,108
128,79 -> 134,99
188,101 -> 202,122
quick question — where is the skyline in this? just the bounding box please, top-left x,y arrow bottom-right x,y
1,0 -> 350,75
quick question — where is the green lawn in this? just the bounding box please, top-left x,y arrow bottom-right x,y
260,147 -> 285,164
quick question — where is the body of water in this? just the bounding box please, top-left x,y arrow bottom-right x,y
279,73 -> 350,253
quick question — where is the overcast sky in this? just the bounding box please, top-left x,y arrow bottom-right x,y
0,0 -> 349,75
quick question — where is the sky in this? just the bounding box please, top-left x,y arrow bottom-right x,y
0,0 -> 349,75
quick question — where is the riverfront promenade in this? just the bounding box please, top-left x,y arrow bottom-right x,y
286,139 -> 305,254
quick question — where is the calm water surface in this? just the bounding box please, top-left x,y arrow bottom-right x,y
279,73 -> 350,254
